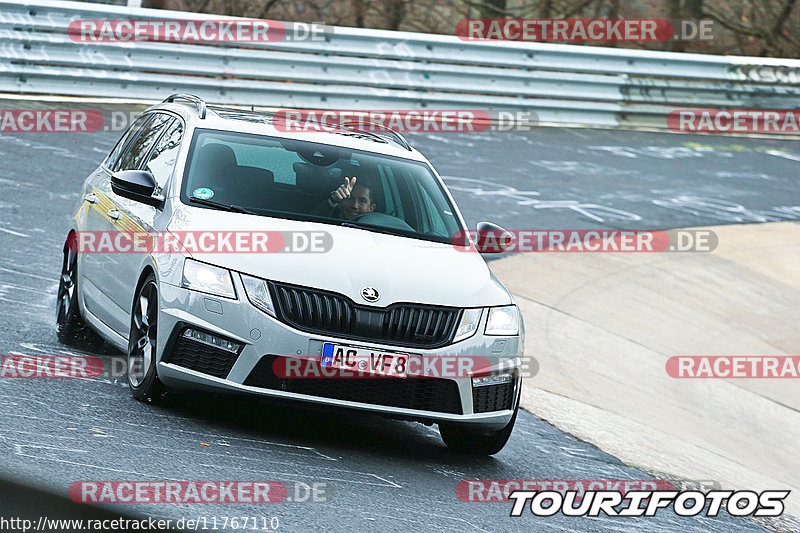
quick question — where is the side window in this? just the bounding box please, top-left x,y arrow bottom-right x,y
143,118 -> 183,190
115,113 -> 172,172
378,165 -> 404,219
412,182 -> 447,235
105,115 -> 150,170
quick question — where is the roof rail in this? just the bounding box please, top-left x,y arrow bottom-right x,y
162,93 -> 207,119
339,119 -> 412,151
201,106 -> 414,151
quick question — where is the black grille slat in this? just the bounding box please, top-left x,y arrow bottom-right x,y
291,289 -> 303,322
402,307 -> 413,341
303,290 -> 313,325
245,356 -> 462,414
279,287 -> 289,316
418,308 -> 428,337
281,287 -> 295,319
339,297 -> 350,332
431,310 -> 444,338
420,308 -> 431,337
268,281 -> 461,348
408,308 -> 418,341
338,296 -> 347,331
298,289 -> 308,324
330,294 -> 340,331
381,309 -> 392,338
308,291 -> 317,325
316,294 -> 325,329
321,295 -> 332,330
422,309 -> 434,337
441,312 -> 455,339
389,308 -> 399,337
395,307 -> 407,340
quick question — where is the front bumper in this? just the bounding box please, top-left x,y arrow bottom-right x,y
156,279 -> 524,430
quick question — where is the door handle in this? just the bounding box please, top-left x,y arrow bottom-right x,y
106,209 -> 121,221
84,193 -> 97,204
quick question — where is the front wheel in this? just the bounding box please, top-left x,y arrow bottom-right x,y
127,274 -> 164,403
56,237 -> 99,347
439,392 -> 520,455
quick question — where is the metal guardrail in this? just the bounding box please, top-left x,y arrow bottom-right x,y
1,0 -> 799,129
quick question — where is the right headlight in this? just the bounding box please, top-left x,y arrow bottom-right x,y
485,305 -> 519,336
241,273 -> 276,317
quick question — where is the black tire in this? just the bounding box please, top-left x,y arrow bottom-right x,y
127,273 -> 165,403
56,237 -> 91,345
439,391 -> 520,456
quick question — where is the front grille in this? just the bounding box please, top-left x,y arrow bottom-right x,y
268,281 -> 462,348
163,332 -> 240,379
244,355 -> 463,414
473,382 -> 514,413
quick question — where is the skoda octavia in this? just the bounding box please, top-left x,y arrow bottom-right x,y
56,94 -> 524,455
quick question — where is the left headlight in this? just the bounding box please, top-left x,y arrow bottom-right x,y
181,258 -> 236,299
485,305 -> 519,336
453,308 -> 482,342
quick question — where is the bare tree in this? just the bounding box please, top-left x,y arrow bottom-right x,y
140,0 -> 800,58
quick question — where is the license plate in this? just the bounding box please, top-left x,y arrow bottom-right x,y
321,342 -> 409,378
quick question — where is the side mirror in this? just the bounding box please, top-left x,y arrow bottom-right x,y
475,221 -> 515,253
111,170 -> 164,208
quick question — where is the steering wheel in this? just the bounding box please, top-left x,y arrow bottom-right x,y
347,212 -> 415,231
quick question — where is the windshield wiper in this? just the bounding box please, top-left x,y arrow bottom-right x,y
340,221 -> 415,239
188,197 -> 255,215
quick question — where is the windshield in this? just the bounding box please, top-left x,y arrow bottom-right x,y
180,129 -> 464,244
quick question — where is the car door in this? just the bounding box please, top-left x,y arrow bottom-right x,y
86,113 -> 174,336
109,115 -> 184,330
81,114 -> 153,331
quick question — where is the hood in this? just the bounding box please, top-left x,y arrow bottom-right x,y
168,206 -> 512,308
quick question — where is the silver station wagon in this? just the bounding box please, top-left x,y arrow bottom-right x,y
57,94 -> 524,455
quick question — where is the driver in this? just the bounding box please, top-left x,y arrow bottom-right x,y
312,176 -> 377,220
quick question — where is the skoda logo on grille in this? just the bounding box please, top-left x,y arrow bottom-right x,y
361,286 -> 380,302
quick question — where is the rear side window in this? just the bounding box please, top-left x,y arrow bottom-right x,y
143,118 -> 183,189
114,113 -> 172,172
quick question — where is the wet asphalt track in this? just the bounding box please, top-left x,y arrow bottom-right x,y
1,100 -> 799,532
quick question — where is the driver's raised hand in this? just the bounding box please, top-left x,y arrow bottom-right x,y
328,176 -> 357,206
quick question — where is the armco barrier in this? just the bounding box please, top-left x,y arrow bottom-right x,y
1,0 -> 799,129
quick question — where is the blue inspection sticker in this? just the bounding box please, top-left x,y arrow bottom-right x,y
192,187 -> 214,200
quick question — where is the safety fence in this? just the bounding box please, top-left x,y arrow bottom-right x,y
1,0 -> 799,130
